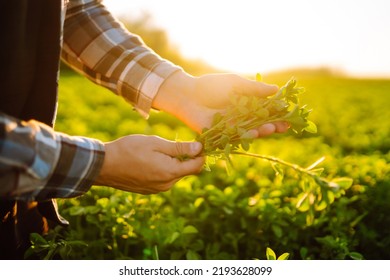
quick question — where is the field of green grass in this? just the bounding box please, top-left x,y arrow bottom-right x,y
27,69 -> 390,260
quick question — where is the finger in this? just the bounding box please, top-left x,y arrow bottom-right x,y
157,140 -> 205,178
159,139 -> 203,158
169,156 -> 205,178
249,121 -> 290,138
237,79 -> 279,98
274,121 -> 290,133
254,123 -> 277,137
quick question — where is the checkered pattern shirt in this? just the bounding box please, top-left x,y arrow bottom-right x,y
63,0 -> 181,118
0,0 -> 181,201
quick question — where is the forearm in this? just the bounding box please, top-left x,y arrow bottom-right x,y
0,112 -> 104,201
63,0 -> 181,118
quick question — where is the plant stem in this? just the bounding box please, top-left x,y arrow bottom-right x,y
229,151 -> 320,180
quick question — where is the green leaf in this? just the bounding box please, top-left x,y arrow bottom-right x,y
238,105 -> 250,114
326,190 -> 335,204
182,225 -> 199,234
277,253 -> 290,260
348,252 -> 364,260
229,94 -> 239,105
240,139 -> 251,151
300,247 -> 308,259
266,247 -> 277,260
238,96 -> 249,107
255,108 -> 269,118
211,112 -> 223,126
286,78 -> 297,90
166,232 -> 180,244
85,205 -> 100,215
329,177 -> 353,189
68,206 -> 85,216
194,197 -> 204,208
296,192 -> 310,212
186,250 -> 202,260
30,233 -> 48,246
304,120 -> 318,133
271,224 -> 283,238
315,200 -> 327,211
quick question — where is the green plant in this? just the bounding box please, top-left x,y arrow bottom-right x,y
198,76 -> 317,162
266,247 -> 290,260
197,76 -> 317,175
197,76 -> 353,223
24,226 -> 87,260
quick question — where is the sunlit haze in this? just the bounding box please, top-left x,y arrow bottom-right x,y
104,0 -> 390,78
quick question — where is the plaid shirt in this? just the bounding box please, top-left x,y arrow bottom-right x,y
0,0 -> 180,201
63,0 -> 181,118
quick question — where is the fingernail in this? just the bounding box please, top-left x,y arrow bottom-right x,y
191,142 -> 203,155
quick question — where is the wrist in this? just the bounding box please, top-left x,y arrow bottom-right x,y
152,70 -> 196,117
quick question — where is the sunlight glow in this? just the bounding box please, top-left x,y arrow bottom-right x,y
104,0 -> 390,78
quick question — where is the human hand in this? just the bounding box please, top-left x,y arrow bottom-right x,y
153,71 -> 289,136
95,135 -> 204,194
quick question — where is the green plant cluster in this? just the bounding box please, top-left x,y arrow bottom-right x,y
198,76 -> 316,161
197,76 -> 353,225
26,71 -> 390,260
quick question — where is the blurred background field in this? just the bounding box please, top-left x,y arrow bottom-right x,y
28,7 -> 390,260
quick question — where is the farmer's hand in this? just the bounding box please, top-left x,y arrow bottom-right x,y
95,135 -> 204,194
153,71 -> 289,137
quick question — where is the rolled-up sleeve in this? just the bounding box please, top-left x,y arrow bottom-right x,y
0,112 -> 105,201
62,0 -> 182,118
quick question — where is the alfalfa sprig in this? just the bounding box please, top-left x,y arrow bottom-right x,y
197,76 -> 317,163
196,76 -> 352,215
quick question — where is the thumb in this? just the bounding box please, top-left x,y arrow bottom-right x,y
153,136 -> 203,159
239,80 -> 279,98
167,141 -> 203,159
158,140 -> 205,177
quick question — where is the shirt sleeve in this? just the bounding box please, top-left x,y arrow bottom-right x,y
0,112 -> 105,201
62,0 -> 182,118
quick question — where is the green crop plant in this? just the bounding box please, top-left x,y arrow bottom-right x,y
197,75 -> 353,220
197,75 -> 317,161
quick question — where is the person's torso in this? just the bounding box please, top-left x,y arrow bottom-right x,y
0,0 -> 64,126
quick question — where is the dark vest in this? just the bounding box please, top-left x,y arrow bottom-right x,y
0,0 -> 68,259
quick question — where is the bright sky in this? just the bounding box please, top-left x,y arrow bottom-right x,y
104,0 -> 390,78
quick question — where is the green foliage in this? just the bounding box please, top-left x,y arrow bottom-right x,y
198,78 -> 316,160
31,62 -> 390,260
265,247 -> 290,260
25,226 -> 87,260
196,76 -> 352,226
